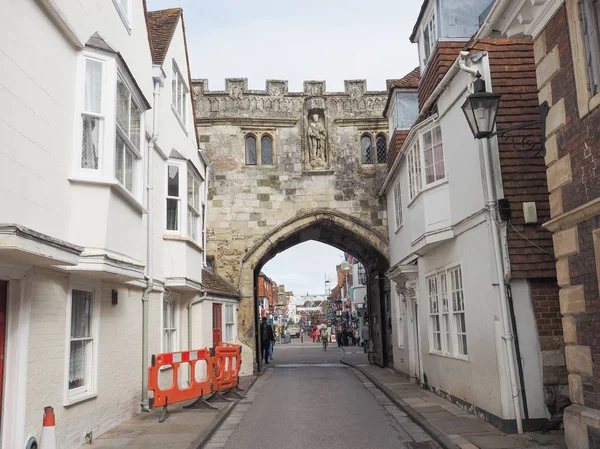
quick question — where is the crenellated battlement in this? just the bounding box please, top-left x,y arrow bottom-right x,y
191,78 -> 392,97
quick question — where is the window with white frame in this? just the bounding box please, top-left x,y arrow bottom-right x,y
224,304 -> 235,342
166,165 -> 180,231
163,297 -> 177,353
68,288 -> 97,400
422,12 -> 437,64
427,266 -> 468,357
357,263 -> 367,285
407,140 -> 422,201
172,61 -> 188,128
422,126 -> 445,184
112,0 -> 130,29
115,76 -> 141,193
393,180 -> 402,230
81,57 -> 103,170
187,169 -> 202,242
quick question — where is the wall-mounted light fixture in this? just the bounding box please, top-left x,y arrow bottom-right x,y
461,73 -> 549,155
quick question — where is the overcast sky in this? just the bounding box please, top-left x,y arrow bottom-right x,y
145,0 -> 423,293
145,0 -> 422,92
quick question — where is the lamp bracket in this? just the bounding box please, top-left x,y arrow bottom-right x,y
489,101 -> 549,157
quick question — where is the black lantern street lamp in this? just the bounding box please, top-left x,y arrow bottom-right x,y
461,73 -> 501,139
461,72 -> 549,154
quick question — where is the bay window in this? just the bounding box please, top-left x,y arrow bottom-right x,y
172,61 -> 188,129
406,124 -> 445,202
75,51 -> 147,202
427,265 -> 468,358
81,58 -> 103,170
187,170 -> 202,242
166,165 -> 180,231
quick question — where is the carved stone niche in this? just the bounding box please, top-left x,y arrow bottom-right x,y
225,78 -> 248,99
267,80 -> 288,98
303,97 -> 329,172
345,80 -> 366,98
304,80 -> 325,96
393,274 -> 418,304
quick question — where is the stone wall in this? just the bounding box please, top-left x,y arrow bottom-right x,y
192,78 -> 391,367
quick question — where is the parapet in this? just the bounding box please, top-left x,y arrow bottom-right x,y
192,78 -> 390,97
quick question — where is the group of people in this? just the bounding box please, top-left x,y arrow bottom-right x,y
335,323 -> 359,347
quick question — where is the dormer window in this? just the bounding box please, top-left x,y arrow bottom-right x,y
423,12 -> 437,64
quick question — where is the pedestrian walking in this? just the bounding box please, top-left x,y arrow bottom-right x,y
260,316 -> 275,364
353,327 -> 359,346
362,321 -> 370,354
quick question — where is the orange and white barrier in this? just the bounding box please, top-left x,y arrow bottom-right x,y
148,344 -> 243,422
39,406 -> 56,449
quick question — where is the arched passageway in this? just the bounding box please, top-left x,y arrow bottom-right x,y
237,209 -> 391,374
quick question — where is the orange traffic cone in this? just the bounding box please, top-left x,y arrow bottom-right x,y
39,406 -> 56,449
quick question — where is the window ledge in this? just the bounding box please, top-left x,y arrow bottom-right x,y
428,351 -> 470,363
69,176 -> 146,214
163,233 -> 204,252
111,183 -> 146,214
64,392 -> 98,407
407,178 -> 449,209
171,104 -> 189,136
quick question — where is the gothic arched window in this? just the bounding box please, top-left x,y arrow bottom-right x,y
245,135 -> 257,165
376,133 -> 387,163
261,135 -> 273,165
361,134 -> 373,164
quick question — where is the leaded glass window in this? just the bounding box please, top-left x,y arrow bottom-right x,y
376,134 -> 387,163
261,135 -> 273,165
361,135 -> 372,164
245,136 -> 257,165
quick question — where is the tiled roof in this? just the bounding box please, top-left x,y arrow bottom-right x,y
388,67 -> 420,89
202,268 -> 241,299
146,8 -> 182,65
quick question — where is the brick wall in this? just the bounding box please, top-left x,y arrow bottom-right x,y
538,4 -> 600,414
531,279 -> 563,338
471,39 -> 556,279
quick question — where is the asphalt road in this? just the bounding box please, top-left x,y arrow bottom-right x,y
205,341 -> 436,449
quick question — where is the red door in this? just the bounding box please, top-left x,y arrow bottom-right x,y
212,303 -> 222,347
0,281 -> 7,425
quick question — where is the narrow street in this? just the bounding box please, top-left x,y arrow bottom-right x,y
206,341 -> 437,449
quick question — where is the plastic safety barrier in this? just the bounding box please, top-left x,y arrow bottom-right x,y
148,343 -> 243,422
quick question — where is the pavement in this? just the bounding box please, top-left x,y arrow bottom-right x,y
80,376 -> 256,449
339,346 -> 566,449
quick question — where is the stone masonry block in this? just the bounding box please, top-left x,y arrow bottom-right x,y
556,258 -> 570,287
539,82 -> 553,108
543,349 -> 566,367
565,345 -> 593,376
569,374 -> 584,405
560,285 -> 586,315
562,316 -> 577,344
549,189 -> 563,217
545,133 -> 558,167
536,46 -> 560,89
534,33 -> 547,65
553,226 -> 579,258
564,405 -> 588,449
546,98 -> 566,137
547,154 -> 572,191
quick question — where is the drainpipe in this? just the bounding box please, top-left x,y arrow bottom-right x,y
458,59 -> 524,433
141,71 -> 164,412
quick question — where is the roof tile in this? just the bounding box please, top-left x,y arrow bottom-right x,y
146,8 -> 182,65
202,268 -> 241,299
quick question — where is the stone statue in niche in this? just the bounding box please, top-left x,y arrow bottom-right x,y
307,113 -> 327,168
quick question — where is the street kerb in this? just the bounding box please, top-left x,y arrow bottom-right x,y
189,375 -> 259,449
340,360 -> 460,449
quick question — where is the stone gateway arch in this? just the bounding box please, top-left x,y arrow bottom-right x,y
193,78 -> 393,374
